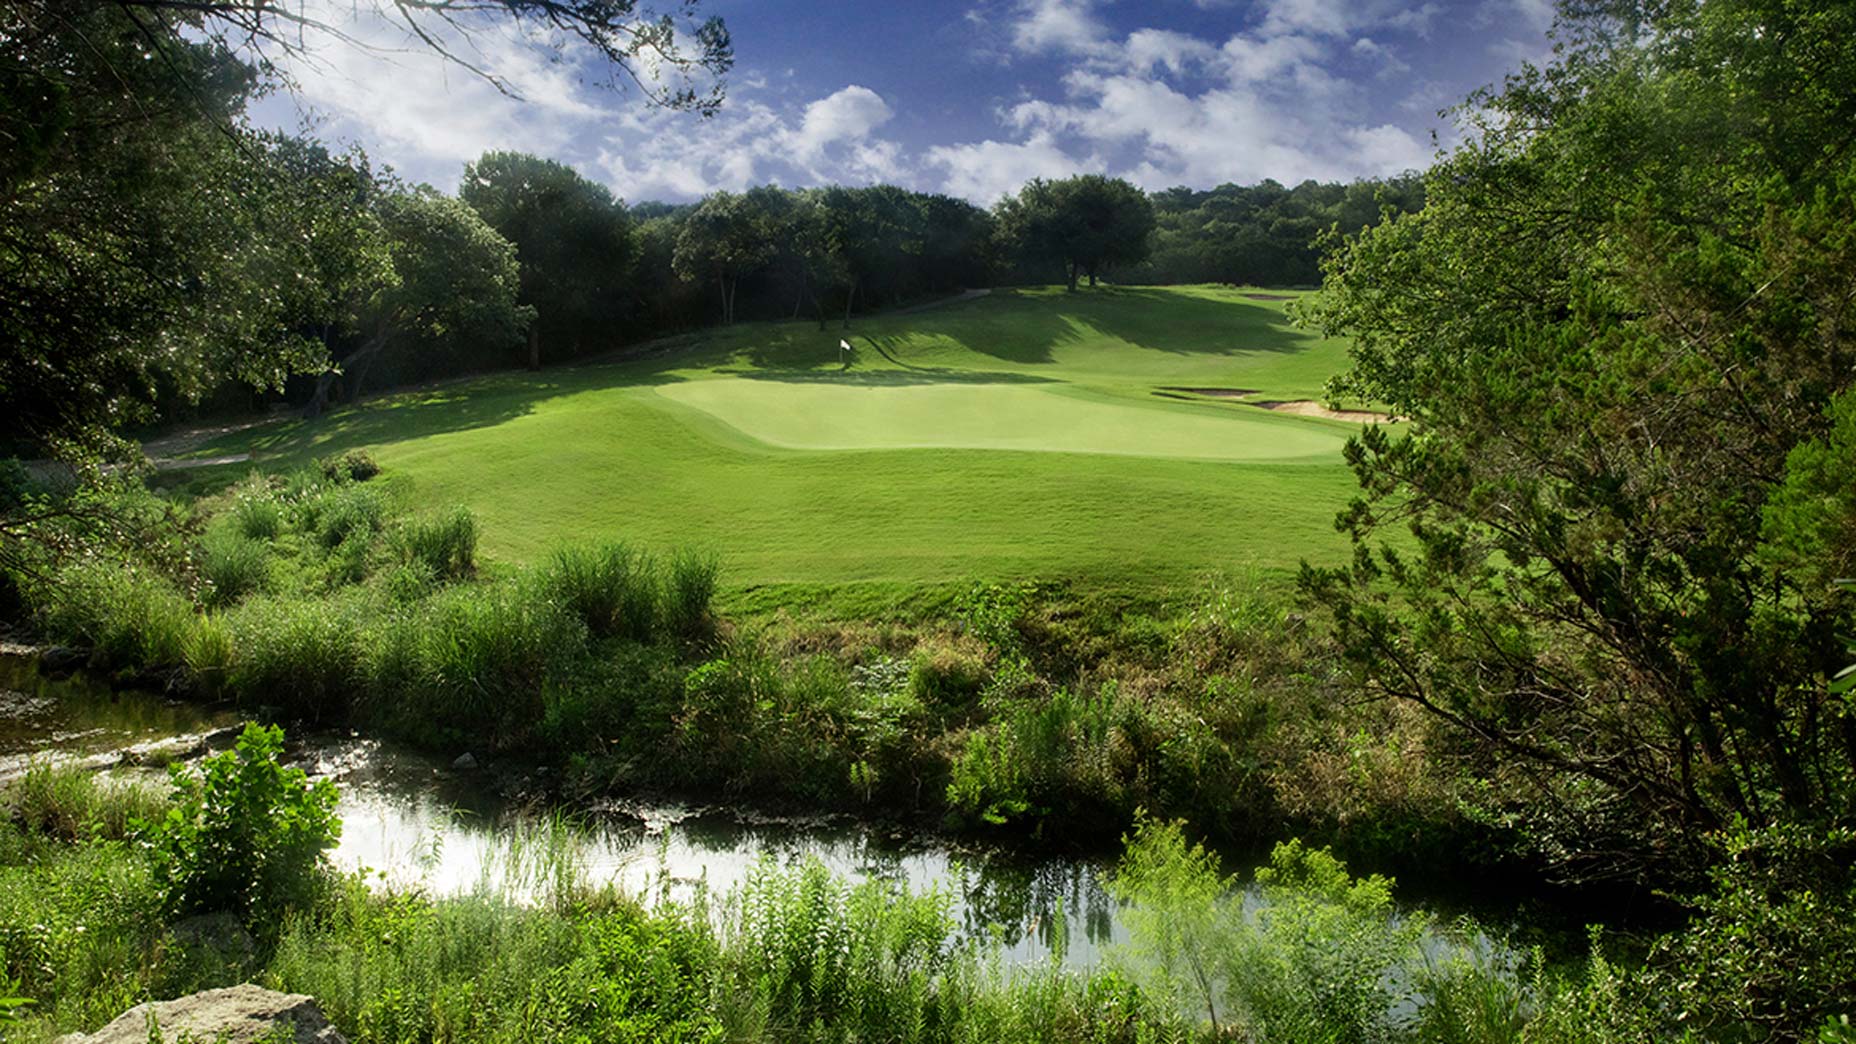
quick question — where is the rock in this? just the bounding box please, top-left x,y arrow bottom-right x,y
56,985 -> 346,1044
451,752 -> 478,771
38,645 -> 89,677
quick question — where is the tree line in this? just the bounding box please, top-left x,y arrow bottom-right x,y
0,4 -> 1420,461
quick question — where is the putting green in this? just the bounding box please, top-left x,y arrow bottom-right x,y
654,379 -> 1347,461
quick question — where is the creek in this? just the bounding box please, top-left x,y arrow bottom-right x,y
0,652 -> 1122,966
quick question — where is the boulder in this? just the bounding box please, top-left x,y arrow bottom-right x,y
56,985 -> 346,1044
451,752 -> 478,771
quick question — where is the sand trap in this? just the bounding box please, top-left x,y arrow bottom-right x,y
1250,400 -> 1394,423
1159,387 -> 1258,399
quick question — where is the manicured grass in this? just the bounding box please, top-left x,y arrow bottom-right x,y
184,286 -> 1370,600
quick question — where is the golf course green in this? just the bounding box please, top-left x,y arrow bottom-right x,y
183,285 -> 1377,601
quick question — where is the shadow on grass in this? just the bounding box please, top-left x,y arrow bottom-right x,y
904,286 -> 1323,367
187,378 -> 577,465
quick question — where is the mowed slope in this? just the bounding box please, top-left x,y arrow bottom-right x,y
190,286 -> 1370,591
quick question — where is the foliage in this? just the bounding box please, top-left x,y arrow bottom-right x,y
1658,822 -> 1856,1040
316,450 -> 380,484
1108,819 -> 1427,1042
1130,176 -> 1423,288
996,175 -> 1155,290
461,151 -> 634,365
141,723 -> 340,924
1297,0 -> 1856,889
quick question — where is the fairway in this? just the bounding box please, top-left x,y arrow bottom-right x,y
183,286 -> 1374,598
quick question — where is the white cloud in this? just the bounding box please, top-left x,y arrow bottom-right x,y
1009,0 -> 1113,57
925,134 -> 1095,203
1259,0 -> 1443,38
789,86 -> 895,161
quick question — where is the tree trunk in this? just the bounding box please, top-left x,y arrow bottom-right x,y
1066,261 -> 1078,292
1087,263 -> 1098,288
527,325 -> 541,371
718,274 -> 729,324
842,279 -> 858,329
728,277 -> 740,326
350,348 -> 379,403
305,331 -> 390,419
813,287 -> 828,331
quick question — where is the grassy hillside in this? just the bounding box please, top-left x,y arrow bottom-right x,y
182,285 -> 1373,605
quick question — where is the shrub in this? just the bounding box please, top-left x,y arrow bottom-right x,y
720,857 -> 958,1035
1660,822 -> 1856,1040
199,526 -> 269,607
142,723 -> 339,926
399,506 -> 477,579
1107,819 -> 1429,1042
317,449 -> 380,483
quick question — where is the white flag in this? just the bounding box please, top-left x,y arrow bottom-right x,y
840,340 -> 851,351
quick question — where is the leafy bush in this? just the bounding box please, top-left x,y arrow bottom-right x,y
142,723 -> 339,925
1660,822 -> 1856,1040
720,857 -> 959,1035
317,449 -> 380,483
1108,819 -> 1427,1042
399,505 -> 477,579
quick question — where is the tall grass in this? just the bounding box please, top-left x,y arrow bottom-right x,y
223,595 -> 369,720
541,542 -> 661,641
398,506 -> 477,579
369,580 -> 588,748
2,764 -> 164,842
199,526 -> 269,607
32,560 -> 197,671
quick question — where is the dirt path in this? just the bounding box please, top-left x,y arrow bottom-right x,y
141,416 -> 282,470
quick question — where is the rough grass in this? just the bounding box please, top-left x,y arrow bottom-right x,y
177,286 -> 1370,602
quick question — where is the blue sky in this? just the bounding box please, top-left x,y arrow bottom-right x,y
251,0 -> 1557,205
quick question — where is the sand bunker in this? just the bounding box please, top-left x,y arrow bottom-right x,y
1250,400 -> 1394,423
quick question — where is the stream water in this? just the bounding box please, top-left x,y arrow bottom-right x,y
0,653 -> 1124,966
1,652 -> 1505,977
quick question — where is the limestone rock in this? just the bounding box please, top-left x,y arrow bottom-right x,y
57,984 -> 346,1044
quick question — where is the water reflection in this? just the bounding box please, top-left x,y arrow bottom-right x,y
313,736 -> 1127,967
